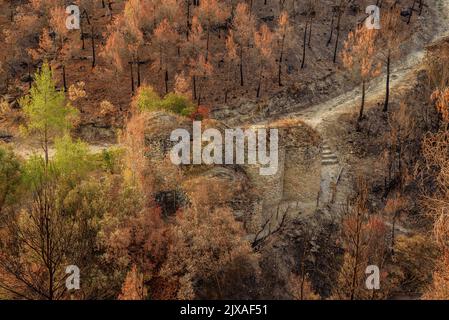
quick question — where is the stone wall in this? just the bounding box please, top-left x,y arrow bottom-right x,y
283,145 -> 321,203
243,146 -> 286,207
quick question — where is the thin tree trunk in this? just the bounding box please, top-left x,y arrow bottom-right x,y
206,24 -> 211,62
358,80 -> 366,122
186,0 -> 191,39
91,27 -> 96,68
165,69 -> 169,94
301,21 -> 308,69
197,81 -> 202,106
239,46 -> 244,86
137,61 -> 141,88
62,65 -> 67,91
350,212 -> 362,300
44,126 -> 49,167
278,34 -> 285,86
333,10 -> 342,63
225,64 -> 231,103
130,62 -> 135,94
391,211 -> 398,254
28,64 -> 32,90
80,23 -> 85,50
407,0 -> 416,24
383,51 -> 391,112
257,63 -> 263,98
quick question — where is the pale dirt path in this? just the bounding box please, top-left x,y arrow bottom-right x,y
11,141 -> 116,159
309,1 -> 449,212
287,0 -> 449,131
263,1 -> 449,217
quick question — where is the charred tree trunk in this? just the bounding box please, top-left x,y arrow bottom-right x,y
358,80 -> 366,123
80,23 -> 85,50
91,27 -> 96,68
407,0 -> 416,24
257,63 -> 263,98
278,33 -> 285,86
137,60 -> 141,88
206,24 -> 211,62
301,21 -> 308,69
333,9 -> 343,63
130,62 -> 135,94
391,211 -> 399,254
186,0 -> 191,39
28,64 -> 32,90
239,46 -> 244,86
383,51 -> 391,112
165,69 -> 169,94
62,65 -> 67,91
350,218 -> 361,301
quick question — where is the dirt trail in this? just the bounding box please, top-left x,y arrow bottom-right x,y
287,1 -> 449,212
11,141 -> 115,159
299,2 -> 449,131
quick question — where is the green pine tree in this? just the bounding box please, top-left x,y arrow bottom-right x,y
19,61 -> 79,165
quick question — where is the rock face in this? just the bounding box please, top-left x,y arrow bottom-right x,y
243,120 -> 321,206
243,147 -> 286,207
244,120 -> 322,240
142,112 -> 322,238
142,111 -> 259,219
282,125 -> 322,205
78,124 -> 116,143
143,111 -> 191,160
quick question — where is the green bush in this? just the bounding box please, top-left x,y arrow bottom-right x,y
136,86 -> 195,116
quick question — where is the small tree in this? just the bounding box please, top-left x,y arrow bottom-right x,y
333,178 -> 389,300
378,6 -> 408,112
19,62 -> 79,165
289,273 -> 320,300
183,16 -> 205,100
300,0 -> 316,69
153,18 -> 179,94
232,3 -> 255,87
161,204 -> 259,299
254,24 -> 274,98
384,103 -> 415,191
341,26 -> 380,127
421,116 -> 449,299
189,54 -> 213,105
103,1 -> 148,93
196,0 -> 230,61
0,137 -> 96,300
118,265 -> 147,300
224,30 -> 238,103
276,11 -> 293,86
332,0 -> 349,63
384,194 -> 407,253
